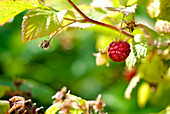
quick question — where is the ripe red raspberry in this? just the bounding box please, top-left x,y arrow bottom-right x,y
108,40 -> 131,62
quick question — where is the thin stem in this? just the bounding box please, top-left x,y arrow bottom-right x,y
67,0 -> 90,20
48,21 -> 75,42
67,0 -> 134,38
120,15 -> 125,40
63,18 -> 86,22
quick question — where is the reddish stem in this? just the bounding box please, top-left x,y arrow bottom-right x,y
67,0 -> 134,38
67,0 -> 90,20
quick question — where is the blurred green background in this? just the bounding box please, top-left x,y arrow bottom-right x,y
0,0 -> 168,113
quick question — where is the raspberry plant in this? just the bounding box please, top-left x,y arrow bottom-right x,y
0,0 -> 170,114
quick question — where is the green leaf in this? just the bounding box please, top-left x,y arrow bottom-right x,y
127,0 -> 138,6
67,94 -> 86,106
126,43 -> 137,70
20,79 -> 55,106
43,0 -> 91,11
0,0 -> 45,24
138,24 -> 170,46
119,0 -> 128,6
22,8 -> 70,42
69,110 -> 84,114
158,0 -> 170,21
134,34 -> 148,59
45,102 -> 61,114
155,106 -> 170,114
0,100 -> 10,114
139,54 -> 164,83
106,4 -> 137,16
147,0 -> 170,21
112,0 -> 121,7
45,94 -> 85,114
126,34 -> 148,70
150,79 -> 170,107
155,20 -> 170,34
0,85 -> 5,98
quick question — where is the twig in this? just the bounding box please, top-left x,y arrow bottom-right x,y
67,0 -> 134,38
48,21 -> 75,42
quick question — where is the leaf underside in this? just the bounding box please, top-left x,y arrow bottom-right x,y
22,8 -> 70,42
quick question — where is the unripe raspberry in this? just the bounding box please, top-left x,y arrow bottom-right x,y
108,40 -> 131,62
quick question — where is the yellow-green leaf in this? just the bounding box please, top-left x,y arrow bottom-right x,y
22,8 -> 70,42
0,0 -> 45,24
45,102 -> 61,114
0,100 -> 10,114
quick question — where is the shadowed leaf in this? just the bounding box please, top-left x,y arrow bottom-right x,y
138,24 -> 170,46
22,8 -> 71,42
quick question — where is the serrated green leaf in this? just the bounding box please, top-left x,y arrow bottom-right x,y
134,34 -> 148,59
126,34 -> 148,70
0,100 -> 10,114
22,8 -> 70,42
126,43 -> 137,70
0,0 -> 45,24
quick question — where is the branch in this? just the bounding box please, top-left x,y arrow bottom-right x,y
67,0 -> 90,20
67,0 -> 134,38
